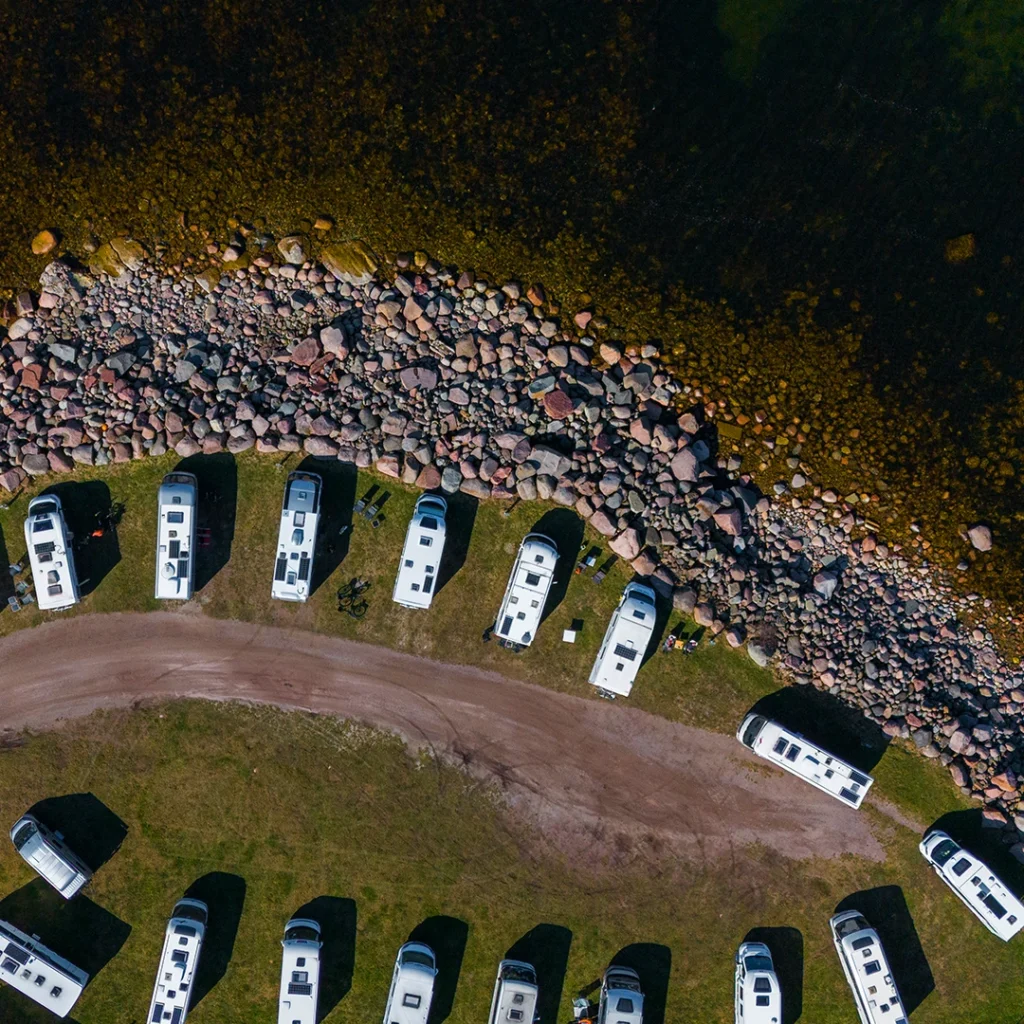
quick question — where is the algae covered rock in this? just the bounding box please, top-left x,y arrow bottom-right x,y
320,239 -> 378,285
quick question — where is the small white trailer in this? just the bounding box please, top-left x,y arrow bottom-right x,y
272,472 -> 322,602
0,917 -> 88,1019
597,965 -> 644,1024
9,813 -> 93,899
588,581 -> 657,697
494,533 -> 558,649
830,911 -> 906,1024
24,494 -> 80,611
393,494 -> 447,610
382,942 -> 437,1024
488,959 -> 538,1024
734,941 -> 781,1024
146,898 -> 208,1024
278,917 -> 322,1024
155,472 -> 198,601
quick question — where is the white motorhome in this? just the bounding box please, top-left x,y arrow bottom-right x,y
493,533 -> 558,648
382,941 -> 437,1024
9,813 -> 93,899
830,911 -> 906,1024
734,941 -> 781,1024
146,898 -> 208,1024
0,917 -> 88,1019
589,581 -> 658,696
598,965 -> 643,1024
278,917 -> 321,1024
919,830 -> 1024,941
271,471 -> 322,602
24,494 -> 79,611
736,714 -> 874,809
488,959 -> 538,1024
393,494 -> 448,610
155,472 -> 198,601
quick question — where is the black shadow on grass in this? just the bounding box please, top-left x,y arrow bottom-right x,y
637,576 -> 672,670
173,453 -> 237,592
297,456 -> 357,597
434,491 -> 478,597
28,793 -> 127,873
184,872 -> 246,1009
834,887 -> 934,1015
743,926 -> 803,1024
929,810 -> 1024,896
408,915 -> 468,1024
610,943 -> 671,1024
0,522 -> 14,610
505,924 -> 572,1024
530,509 -> 584,625
42,481 -> 120,596
747,685 -> 891,773
0,879 -> 130,982
292,896 -> 357,1022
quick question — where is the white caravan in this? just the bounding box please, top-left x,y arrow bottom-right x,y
146,898 -> 208,1024
393,494 -> 448,609
830,911 -> 906,1024
488,959 -> 538,1024
494,533 -> 558,648
9,813 -> 92,899
598,965 -> 643,1024
919,830 -> 1024,941
383,941 -> 437,1024
0,917 -> 88,1019
271,471 -> 322,602
734,941 -> 781,1024
736,714 -> 874,809
589,581 -> 657,696
278,917 -> 321,1024
24,494 -> 79,611
155,472 -> 198,601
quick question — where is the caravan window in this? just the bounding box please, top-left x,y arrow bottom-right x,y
772,737 -> 788,755
785,744 -> 801,762
525,572 -> 541,587
167,511 -> 184,524
951,858 -> 971,877
402,994 -> 422,1008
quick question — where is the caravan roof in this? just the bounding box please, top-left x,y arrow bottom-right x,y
147,898 -> 208,1024
271,472 -> 322,602
393,495 -> 447,610
830,911 -> 906,1024
589,582 -> 657,696
734,941 -> 781,1024
10,814 -> 92,899
599,966 -> 643,1024
155,473 -> 198,601
489,959 -> 538,1024
493,533 -> 558,647
383,942 -> 437,1024
0,917 -> 88,1019
24,494 -> 79,612
278,917 -> 322,1024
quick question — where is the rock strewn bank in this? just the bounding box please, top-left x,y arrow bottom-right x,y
2,239 -> 1024,838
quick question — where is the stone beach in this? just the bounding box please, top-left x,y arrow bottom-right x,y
2,238 -> 1023,843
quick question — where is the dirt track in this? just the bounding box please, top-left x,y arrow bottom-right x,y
0,613 -> 889,861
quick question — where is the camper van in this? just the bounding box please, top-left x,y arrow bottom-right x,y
493,533 -> 558,649
278,917 -> 322,1024
271,471 -> 322,602
488,959 -> 539,1024
830,911 -> 906,1024
588,581 -> 657,696
155,472 -> 198,600
0,917 -> 88,1018
734,941 -> 781,1024
919,830 -> 1024,941
393,494 -> 448,609
382,942 -> 437,1024
24,494 -> 80,611
598,966 -> 643,1024
146,898 -> 208,1024
9,814 -> 93,899
736,714 -> 874,809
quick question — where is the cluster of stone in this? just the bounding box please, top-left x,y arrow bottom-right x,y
1,238 -> 1022,848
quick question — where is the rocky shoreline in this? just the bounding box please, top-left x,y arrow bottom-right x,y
2,236 -> 1023,842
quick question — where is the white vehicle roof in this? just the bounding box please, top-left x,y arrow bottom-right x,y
147,898 -> 208,1024
155,473 -> 198,601
920,830 -> 1024,941
589,582 -> 657,696
489,959 -> 538,1024
24,495 -> 80,612
10,814 -> 92,899
393,495 -> 447,609
272,472 -> 322,602
279,918 -> 322,1024
494,533 -> 558,647
600,966 -> 643,1024
384,942 -> 436,1024
0,917 -> 88,1019
734,942 -> 781,1024
830,911 -> 906,1024
737,714 -> 874,809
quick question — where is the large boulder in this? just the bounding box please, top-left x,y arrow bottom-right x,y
609,527 -> 641,561
320,239 -> 378,285
670,447 -> 699,483
968,524 -> 992,552
303,436 -> 338,456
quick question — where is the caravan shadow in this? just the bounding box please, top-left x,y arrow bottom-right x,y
42,481 -> 120,596
173,453 -> 238,592
743,927 -> 803,1024
291,896 -> 357,1022
184,872 -> 246,1009
434,491 -> 478,597
610,943 -> 671,1024
638,577 -> 673,670
505,924 -> 572,1024
929,809 -> 1024,896
297,456 -> 357,597
408,915 -> 468,1024
529,509 -> 584,625
28,793 -> 127,873
834,887 -> 934,1015
748,685 -> 891,773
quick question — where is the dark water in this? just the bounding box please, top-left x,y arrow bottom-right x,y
1,0 -> 1022,603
